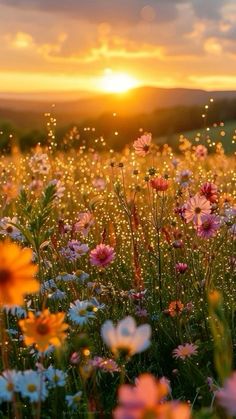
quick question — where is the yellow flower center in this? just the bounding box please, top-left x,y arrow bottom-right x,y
27,384 -> 36,392
78,309 -> 87,316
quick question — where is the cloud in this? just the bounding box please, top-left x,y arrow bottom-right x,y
0,0 -> 186,24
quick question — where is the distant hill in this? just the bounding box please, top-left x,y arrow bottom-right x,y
0,87 -> 236,131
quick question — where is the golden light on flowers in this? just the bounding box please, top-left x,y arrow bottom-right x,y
19,309 -> 68,352
100,69 -> 138,94
0,241 -> 39,307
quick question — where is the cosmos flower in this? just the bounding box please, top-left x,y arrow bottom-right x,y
114,373 -> 191,419
150,177 -> 169,192
173,343 -> 198,360
175,263 -> 188,274
101,316 -> 151,358
196,214 -> 220,238
195,144 -> 208,159
60,240 -> 89,261
19,309 -> 68,352
90,243 -> 115,267
89,357 -> 120,373
200,182 -> 218,203
0,241 -> 39,307
17,370 -> 48,402
217,371 -> 236,416
133,133 -> 152,157
68,300 -> 96,325
74,212 -> 94,237
184,194 -> 211,225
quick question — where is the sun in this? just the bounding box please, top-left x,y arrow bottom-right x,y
100,70 -> 138,94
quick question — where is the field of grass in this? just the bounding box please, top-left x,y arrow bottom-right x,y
0,133 -> 235,418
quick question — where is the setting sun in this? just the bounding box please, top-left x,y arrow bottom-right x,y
100,70 -> 138,94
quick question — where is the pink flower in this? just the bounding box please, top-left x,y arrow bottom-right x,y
217,372 -> 236,416
196,214 -> 220,239
173,343 -> 198,360
150,177 -> 169,192
200,182 -> 218,203
184,194 -> 211,225
114,374 -> 191,419
133,133 -> 152,157
75,212 -> 94,237
90,243 -> 115,267
175,263 -> 188,274
195,144 -> 208,159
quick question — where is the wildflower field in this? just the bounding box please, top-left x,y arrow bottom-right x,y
0,125 -> 235,418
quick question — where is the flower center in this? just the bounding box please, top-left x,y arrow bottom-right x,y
27,383 -> 37,392
202,221 -> 211,230
195,207 -> 202,214
143,145 -> 150,152
78,309 -> 87,316
7,382 -> 14,392
36,322 -> 50,335
6,226 -> 13,233
0,269 -> 12,285
98,251 -> 107,261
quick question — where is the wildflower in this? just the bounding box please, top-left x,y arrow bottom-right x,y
60,240 -> 89,261
135,307 -> 148,318
17,370 -> 48,402
0,370 -> 21,402
0,217 -> 23,240
44,366 -> 67,388
2,182 -> 18,204
184,194 -> 211,225
90,243 -> 115,268
92,177 -> 106,191
0,241 -> 39,307
195,144 -> 208,159
176,169 -> 192,188
68,300 -> 96,325
133,133 -> 152,157
114,373 -> 191,419
74,212 -> 94,237
4,305 -> 26,318
90,357 -> 120,373
200,182 -> 218,203
66,391 -> 82,410
19,309 -> 68,352
168,301 -> 184,317
196,214 -> 220,238
217,371 -> 236,416
150,177 -> 169,192
101,316 -> 151,358
48,179 -> 65,198
175,263 -> 188,274
173,343 -> 198,360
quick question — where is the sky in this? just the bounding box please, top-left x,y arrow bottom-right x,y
0,0 -> 236,94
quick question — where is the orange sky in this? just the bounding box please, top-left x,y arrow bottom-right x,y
0,0 -> 236,94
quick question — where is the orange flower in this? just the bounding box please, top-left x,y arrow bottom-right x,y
0,241 -> 39,307
168,300 -> 184,317
19,309 -> 68,352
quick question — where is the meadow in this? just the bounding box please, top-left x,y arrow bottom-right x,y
0,129 -> 235,418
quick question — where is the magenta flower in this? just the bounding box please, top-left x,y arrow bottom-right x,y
90,243 -> 115,267
217,372 -> 236,416
175,263 -> 188,274
196,214 -> 220,238
200,182 -> 218,203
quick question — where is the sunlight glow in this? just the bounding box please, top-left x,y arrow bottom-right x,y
100,70 -> 138,93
